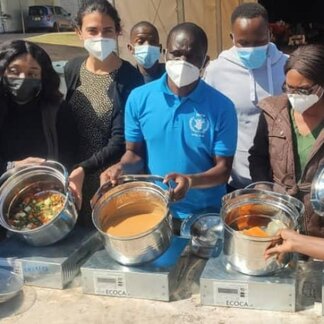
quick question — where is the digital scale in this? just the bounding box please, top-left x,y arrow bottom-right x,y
0,226 -> 102,289
81,236 -> 189,301
200,254 -> 323,313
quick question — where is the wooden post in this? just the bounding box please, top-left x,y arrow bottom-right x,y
176,0 -> 185,24
215,0 -> 222,56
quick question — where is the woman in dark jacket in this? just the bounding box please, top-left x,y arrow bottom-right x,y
249,44 -> 324,238
66,0 -> 144,225
0,40 -> 78,240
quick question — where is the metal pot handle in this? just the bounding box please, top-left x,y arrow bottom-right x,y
43,160 -> 69,190
245,182 -> 305,217
0,160 -> 69,189
91,174 -> 171,209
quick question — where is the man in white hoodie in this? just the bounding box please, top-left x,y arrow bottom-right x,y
204,2 -> 287,190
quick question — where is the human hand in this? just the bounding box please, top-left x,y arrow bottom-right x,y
264,229 -> 299,260
13,157 -> 45,168
100,163 -> 123,186
163,173 -> 191,201
69,166 -> 85,210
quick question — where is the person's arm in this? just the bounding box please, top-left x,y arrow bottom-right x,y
265,229 -> 324,260
99,83 -> 147,186
2,157 -> 45,174
100,141 -> 145,185
249,112 -> 273,182
68,103 -> 125,209
188,156 -> 233,188
164,156 -> 233,201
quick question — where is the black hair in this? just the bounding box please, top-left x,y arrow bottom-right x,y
76,0 -> 121,33
231,2 -> 268,25
130,21 -> 159,40
0,40 -> 62,102
284,44 -> 324,87
167,22 -> 208,54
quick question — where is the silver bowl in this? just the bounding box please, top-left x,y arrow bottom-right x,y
180,212 -> 223,258
0,268 -> 23,303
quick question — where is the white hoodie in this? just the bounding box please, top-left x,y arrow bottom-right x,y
204,43 -> 288,189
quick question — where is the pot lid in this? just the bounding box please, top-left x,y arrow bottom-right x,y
0,268 -> 23,303
180,212 -> 223,246
311,167 -> 324,216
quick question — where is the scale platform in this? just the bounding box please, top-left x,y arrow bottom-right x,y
0,226 -> 102,289
200,255 -> 296,312
81,236 -> 188,301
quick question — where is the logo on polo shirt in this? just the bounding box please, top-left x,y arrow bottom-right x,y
189,113 -> 210,137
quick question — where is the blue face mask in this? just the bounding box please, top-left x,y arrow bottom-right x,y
235,44 -> 269,70
133,45 -> 161,68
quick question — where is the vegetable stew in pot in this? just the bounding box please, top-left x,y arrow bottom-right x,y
8,185 -> 65,231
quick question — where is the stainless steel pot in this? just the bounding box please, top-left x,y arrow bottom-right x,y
221,188 -> 303,276
180,212 -> 223,258
311,166 -> 324,216
0,161 -> 78,246
91,175 -> 173,265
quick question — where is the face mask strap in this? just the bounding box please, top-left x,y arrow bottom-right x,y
200,55 -> 208,70
314,85 -> 324,99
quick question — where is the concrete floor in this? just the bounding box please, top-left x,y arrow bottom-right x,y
1,252 -> 324,324
1,277 -> 324,324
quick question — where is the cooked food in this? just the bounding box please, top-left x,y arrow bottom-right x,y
240,219 -> 287,238
8,190 -> 65,230
242,226 -> 269,237
105,201 -> 166,237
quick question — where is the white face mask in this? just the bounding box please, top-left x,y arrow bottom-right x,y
165,60 -> 200,88
288,92 -> 323,114
84,37 -> 116,61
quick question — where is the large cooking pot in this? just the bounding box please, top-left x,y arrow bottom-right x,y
221,188 -> 303,276
91,175 -> 173,265
0,161 -> 78,246
311,166 -> 324,216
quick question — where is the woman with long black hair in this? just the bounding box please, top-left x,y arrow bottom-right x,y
0,39 -> 78,239
0,39 -> 77,172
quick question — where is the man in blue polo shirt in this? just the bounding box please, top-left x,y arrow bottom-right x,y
100,22 -> 237,224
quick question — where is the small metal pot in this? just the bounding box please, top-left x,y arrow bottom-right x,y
91,175 -> 173,265
0,161 -> 78,246
221,188 -> 303,276
180,212 -> 223,258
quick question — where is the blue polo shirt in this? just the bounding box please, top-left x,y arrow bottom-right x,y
125,73 -> 237,219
